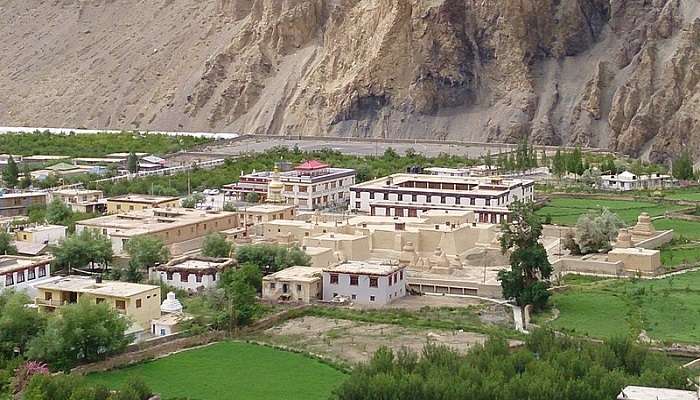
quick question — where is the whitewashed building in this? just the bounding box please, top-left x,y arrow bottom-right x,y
153,256 -> 236,292
349,173 -> 534,223
0,255 -> 53,296
600,171 -> 674,191
322,261 -> 407,306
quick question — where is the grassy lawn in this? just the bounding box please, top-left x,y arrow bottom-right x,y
542,271 -> 700,344
537,198 -> 681,226
86,342 -> 346,400
660,246 -> 700,267
667,190 -> 700,202
653,218 -> 700,240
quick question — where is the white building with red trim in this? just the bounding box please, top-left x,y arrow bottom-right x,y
322,261 -> 407,306
349,173 -> 534,223
224,160 -> 356,210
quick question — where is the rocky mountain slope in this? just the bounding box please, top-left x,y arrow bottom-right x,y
0,0 -> 698,162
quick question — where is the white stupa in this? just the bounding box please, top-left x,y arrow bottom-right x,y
160,292 -> 183,314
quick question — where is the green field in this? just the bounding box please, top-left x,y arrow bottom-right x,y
87,342 -> 346,400
661,246 -> 700,267
652,218 -> 700,240
537,198 -> 682,226
542,272 -> 700,344
667,190 -> 700,202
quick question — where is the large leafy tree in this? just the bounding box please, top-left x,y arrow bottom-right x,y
2,156 -> 19,187
235,244 -> 310,273
45,198 -> 73,226
27,300 -> 129,371
123,235 -> 169,282
201,233 -> 232,258
0,292 -> 46,356
51,229 -> 113,271
0,232 -> 17,255
498,202 -> 552,309
127,152 -> 139,174
218,267 -> 259,332
672,151 -> 695,180
573,208 -> 625,254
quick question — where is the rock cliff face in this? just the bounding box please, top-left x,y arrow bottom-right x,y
0,0 -> 698,161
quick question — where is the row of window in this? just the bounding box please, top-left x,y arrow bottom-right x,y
165,271 -> 216,283
360,192 -> 512,207
4,266 -> 47,286
332,287 -> 404,302
328,271 -> 404,287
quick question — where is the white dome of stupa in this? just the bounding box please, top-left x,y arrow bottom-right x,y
161,292 -> 183,314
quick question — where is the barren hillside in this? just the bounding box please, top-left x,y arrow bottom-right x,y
0,0 -> 698,162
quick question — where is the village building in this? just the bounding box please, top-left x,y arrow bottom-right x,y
617,386 -> 699,400
153,256 -> 236,292
51,188 -> 106,213
262,266 -> 324,303
238,204 -> 296,235
14,224 -> 66,245
0,192 -> 47,217
75,208 -> 239,256
600,171 -> 674,191
106,194 -> 180,214
35,275 -> 161,332
0,255 -> 53,296
349,173 -> 534,223
224,160 -> 356,210
424,165 -> 498,177
151,292 -> 193,337
323,261 -> 407,306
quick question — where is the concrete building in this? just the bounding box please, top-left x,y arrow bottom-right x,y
14,224 -> 66,245
51,189 -> 106,213
35,276 -> 161,332
76,208 -> 239,256
262,266 -> 323,303
153,256 -> 236,292
349,173 -> 534,223
224,160 -> 356,210
425,165 -> 498,177
239,204 -> 296,235
323,261 -> 407,306
106,194 -> 180,214
0,192 -> 47,217
0,255 -> 53,296
617,386 -> 699,400
600,171 -> 674,191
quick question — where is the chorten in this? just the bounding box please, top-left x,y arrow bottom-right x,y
630,212 -> 656,239
267,166 -> 286,204
161,292 -> 183,314
614,228 -> 634,249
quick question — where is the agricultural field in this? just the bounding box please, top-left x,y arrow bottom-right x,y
536,197 -> 683,226
653,218 -> 700,240
86,342 -> 346,400
537,271 -> 700,344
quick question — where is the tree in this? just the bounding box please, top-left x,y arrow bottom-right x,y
244,192 -> 260,204
601,155 -> 617,174
483,151 -> 493,171
51,229 -> 113,272
45,198 -> 73,226
235,244 -> 310,273
567,147 -> 585,176
124,235 -> 170,278
26,204 -> 47,224
18,165 -> 32,189
0,292 -> 46,356
2,156 -> 19,187
219,267 -> 258,331
127,152 -> 139,174
552,149 -> 565,178
201,233 -> 232,258
0,232 -> 17,255
221,262 -> 263,293
574,208 -> 625,254
182,192 -> 205,208
497,202 -> 552,309
222,202 -> 237,212
27,300 -> 129,370
672,151 -> 695,181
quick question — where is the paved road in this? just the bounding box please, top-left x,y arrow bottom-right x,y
0,126 -> 240,140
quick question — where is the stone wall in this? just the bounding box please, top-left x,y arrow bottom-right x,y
552,257 -> 624,276
635,230 -> 674,250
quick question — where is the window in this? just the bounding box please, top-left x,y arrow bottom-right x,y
351,294 -> 356,300
160,329 -> 166,336
399,270 -> 404,280
116,204 -> 121,210
136,299 -> 142,308
96,298 -> 105,304
350,275 -> 359,286
115,300 -> 126,310
16,271 -> 24,283
296,284 -> 302,291
181,273 -> 189,282
270,283 -> 276,290
355,202 -> 361,209
28,268 -> 35,280
129,205 -> 134,211
369,296 -> 375,302
196,275 -> 202,283
166,272 -> 173,281
369,277 -> 378,288
329,274 -> 339,284
369,192 -> 374,200
45,292 -> 52,301
38,266 -> 46,277
5,274 -> 13,286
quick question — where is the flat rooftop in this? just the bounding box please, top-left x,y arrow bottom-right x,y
0,255 -> 53,275
609,247 -> 659,256
324,261 -> 402,276
617,386 -> 698,400
264,266 -> 323,282
302,246 -> 333,256
0,192 -> 47,199
19,224 -> 65,233
312,233 -> 366,241
36,276 -> 158,298
243,204 -> 295,213
107,194 -> 180,204
53,188 -> 103,195
160,256 -> 235,272
76,208 -> 237,237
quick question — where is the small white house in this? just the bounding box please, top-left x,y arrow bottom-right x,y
14,224 -> 66,245
153,256 -> 236,293
322,261 -> 407,306
600,171 -> 673,191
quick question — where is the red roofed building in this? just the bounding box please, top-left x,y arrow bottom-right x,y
224,160 -> 356,211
